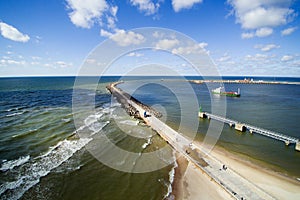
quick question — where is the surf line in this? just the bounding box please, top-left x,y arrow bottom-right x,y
106,82 -> 276,200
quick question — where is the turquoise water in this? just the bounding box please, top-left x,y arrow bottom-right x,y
0,76 -> 299,199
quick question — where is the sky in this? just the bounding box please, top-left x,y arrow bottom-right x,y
0,0 -> 299,77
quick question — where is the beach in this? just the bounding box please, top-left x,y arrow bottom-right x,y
172,145 -> 300,200
172,153 -> 233,200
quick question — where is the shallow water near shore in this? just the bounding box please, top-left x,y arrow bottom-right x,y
0,76 -> 299,199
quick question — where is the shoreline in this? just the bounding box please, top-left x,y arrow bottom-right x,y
172,144 -> 300,200
210,145 -> 300,199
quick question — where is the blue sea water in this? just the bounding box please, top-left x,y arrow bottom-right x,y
0,76 -> 299,199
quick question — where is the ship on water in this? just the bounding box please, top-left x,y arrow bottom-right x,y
212,86 -> 241,97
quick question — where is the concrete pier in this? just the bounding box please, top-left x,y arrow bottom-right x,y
200,112 -> 300,151
235,123 -> 246,132
296,142 -> 300,151
198,112 -> 207,118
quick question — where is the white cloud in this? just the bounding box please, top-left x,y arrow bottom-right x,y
0,59 -> 26,66
242,27 -> 274,39
66,0 -> 109,28
254,44 -> 280,52
281,55 -> 293,62
130,0 -> 160,15
100,29 -> 113,37
127,52 -> 143,57
55,61 -> 73,68
172,42 -> 209,55
106,6 -> 118,29
228,0 -> 296,36
218,54 -> 231,62
245,53 -> 269,61
0,22 -> 30,42
241,32 -> 254,39
240,7 -> 294,29
281,27 -> 297,36
155,39 -> 179,49
109,29 -> 145,46
152,31 -> 164,38
255,27 -> 273,37
172,0 -> 203,12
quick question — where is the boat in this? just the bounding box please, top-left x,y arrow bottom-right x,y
212,86 -> 240,97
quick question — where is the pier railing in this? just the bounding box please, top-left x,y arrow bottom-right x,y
200,112 -> 300,151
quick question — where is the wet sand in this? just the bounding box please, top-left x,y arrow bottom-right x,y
172,153 -> 233,200
173,146 -> 300,200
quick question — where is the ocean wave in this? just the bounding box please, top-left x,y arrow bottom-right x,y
0,138 -> 92,199
0,105 -> 113,199
0,155 -> 30,172
11,129 -> 38,138
5,111 -> 26,117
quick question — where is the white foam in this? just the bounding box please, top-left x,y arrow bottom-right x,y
0,155 -> 30,171
6,111 -> 25,117
0,138 -> 92,199
89,121 -> 110,134
164,151 -> 178,199
61,118 -> 71,123
142,137 -> 152,149
119,120 -> 139,126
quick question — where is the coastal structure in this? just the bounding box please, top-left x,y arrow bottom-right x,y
190,79 -> 300,85
107,82 -> 276,200
199,112 -> 300,151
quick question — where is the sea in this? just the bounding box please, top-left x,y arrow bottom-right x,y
0,76 -> 299,200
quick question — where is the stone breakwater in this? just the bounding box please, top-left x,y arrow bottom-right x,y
106,82 -> 162,119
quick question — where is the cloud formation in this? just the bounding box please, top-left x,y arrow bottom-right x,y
241,27 -> 274,39
103,29 -> 145,46
0,22 -> 30,42
172,42 -> 209,55
172,0 -> 203,12
254,44 -> 280,52
281,55 -> 293,62
130,0 -> 160,15
66,0 -> 109,28
255,27 -> 273,37
281,27 -> 297,36
228,0 -> 296,38
155,39 -> 179,49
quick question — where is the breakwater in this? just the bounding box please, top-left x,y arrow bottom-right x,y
190,79 -> 300,85
106,82 -> 162,119
107,81 -> 275,200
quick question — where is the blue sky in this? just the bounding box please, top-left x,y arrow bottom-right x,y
0,0 -> 299,77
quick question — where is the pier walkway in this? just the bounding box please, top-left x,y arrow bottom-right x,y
107,82 -> 276,200
200,112 -> 300,150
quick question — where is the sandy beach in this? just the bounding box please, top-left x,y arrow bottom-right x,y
171,153 -> 233,200
172,145 -> 300,200
210,146 -> 300,200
